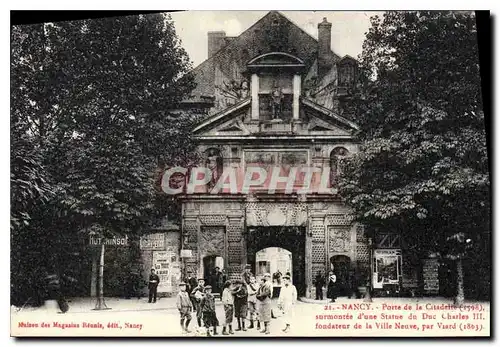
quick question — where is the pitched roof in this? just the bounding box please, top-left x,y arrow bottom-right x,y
184,11 -> 341,104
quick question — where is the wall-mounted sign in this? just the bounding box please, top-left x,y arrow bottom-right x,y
89,235 -> 128,246
140,233 -> 165,250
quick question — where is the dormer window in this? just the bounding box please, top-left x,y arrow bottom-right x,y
247,52 -> 305,122
337,56 -> 358,90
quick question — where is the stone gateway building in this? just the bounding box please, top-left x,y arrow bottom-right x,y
163,11 -> 433,299
171,11 -> 373,299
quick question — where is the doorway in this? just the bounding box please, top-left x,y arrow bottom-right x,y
247,226 -> 306,296
255,247 -> 292,285
330,255 -> 351,297
203,255 -> 224,295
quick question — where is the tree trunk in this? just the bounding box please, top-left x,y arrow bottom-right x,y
93,243 -> 111,310
454,258 -> 465,306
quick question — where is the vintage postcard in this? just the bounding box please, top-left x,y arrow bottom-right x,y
10,10 -> 490,337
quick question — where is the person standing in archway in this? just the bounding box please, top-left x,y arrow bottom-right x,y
256,273 -> 273,334
278,274 -> 297,333
315,271 -> 325,300
327,270 -> 337,303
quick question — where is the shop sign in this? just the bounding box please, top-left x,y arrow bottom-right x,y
140,233 -> 165,250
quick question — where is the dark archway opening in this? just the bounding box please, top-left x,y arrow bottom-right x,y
330,255 -> 351,297
202,255 -> 224,295
247,226 -> 306,296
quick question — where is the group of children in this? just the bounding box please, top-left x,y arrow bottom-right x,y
176,266 -> 297,337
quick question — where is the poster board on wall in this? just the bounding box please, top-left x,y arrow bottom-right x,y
152,232 -> 181,293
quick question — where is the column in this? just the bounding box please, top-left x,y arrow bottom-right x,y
293,74 -> 301,120
227,215 -> 245,280
183,217 -> 199,276
251,73 -> 259,120
305,221 -> 313,299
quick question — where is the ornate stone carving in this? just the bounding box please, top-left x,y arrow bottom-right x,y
328,226 -> 351,253
199,215 -> 227,226
326,214 -> 353,226
200,226 -> 225,256
312,242 -> 325,263
246,202 -> 308,226
355,224 -> 367,243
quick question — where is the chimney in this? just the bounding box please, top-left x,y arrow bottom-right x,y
208,31 -> 227,58
317,17 -> 332,76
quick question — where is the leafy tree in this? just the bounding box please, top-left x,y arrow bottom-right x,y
339,11 -> 490,304
10,13 -> 198,304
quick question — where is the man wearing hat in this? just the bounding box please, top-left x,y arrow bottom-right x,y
191,277 -> 206,328
278,274 -> 297,333
256,273 -> 273,334
148,268 -> 160,303
241,264 -> 254,285
184,270 -> 198,307
176,282 -> 193,333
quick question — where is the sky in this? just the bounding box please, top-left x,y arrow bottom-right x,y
169,11 -> 385,68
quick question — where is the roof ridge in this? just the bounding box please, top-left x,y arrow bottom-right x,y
190,11 -> 343,74
190,11 -> 275,73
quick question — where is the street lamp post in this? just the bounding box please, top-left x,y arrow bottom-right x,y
364,237 -> 373,303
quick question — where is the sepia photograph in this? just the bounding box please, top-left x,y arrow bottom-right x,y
10,9 -> 491,338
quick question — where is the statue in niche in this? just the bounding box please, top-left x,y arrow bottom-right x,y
270,80 -> 284,120
205,148 -> 223,190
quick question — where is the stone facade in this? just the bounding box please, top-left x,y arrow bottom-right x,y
180,197 -> 371,298
170,11 -> 375,299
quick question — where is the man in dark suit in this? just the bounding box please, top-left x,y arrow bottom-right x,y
315,271 -> 325,300
185,270 -> 198,306
148,268 -> 160,303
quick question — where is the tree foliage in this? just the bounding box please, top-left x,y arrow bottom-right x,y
338,11 -> 490,298
11,13 -> 198,305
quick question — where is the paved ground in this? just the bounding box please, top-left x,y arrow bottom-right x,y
11,296 -> 490,337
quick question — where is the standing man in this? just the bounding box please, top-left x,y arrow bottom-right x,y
213,267 -> 223,295
148,268 -> 160,303
278,274 -> 297,333
256,273 -> 273,334
241,264 -> 253,285
314,271 -> 325,300
185,270 -> 198,305
246,276 -> 258,329
191,277 -> 206,328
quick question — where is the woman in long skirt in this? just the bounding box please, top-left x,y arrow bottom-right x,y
326,270 -> 337,303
